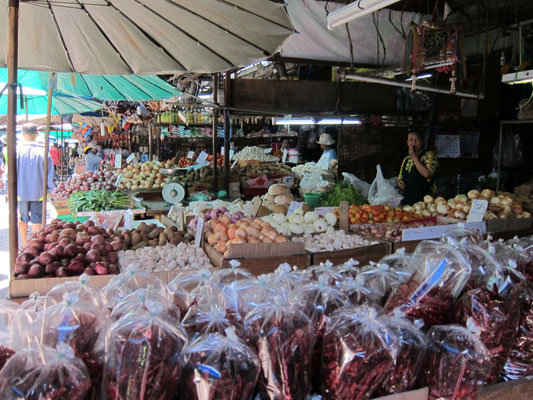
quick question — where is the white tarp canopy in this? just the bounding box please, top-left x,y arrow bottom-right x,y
0,0 -> 295,75
282,0 -> 422,66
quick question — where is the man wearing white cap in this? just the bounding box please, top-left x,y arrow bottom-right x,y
316,133 -> 337,170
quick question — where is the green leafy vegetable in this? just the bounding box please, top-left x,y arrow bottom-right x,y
321,184 -> 366,207
68,190 -> 133,215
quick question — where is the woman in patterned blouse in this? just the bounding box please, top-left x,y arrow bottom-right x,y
397,130 -> 439,205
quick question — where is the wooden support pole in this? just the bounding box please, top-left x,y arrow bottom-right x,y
7,0 -> 19,272
41,72 -> 54,225
212,73 -> 219,192
223,72 -> 231,194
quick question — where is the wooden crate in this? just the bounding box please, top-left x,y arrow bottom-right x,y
203,242 -> 310,275
479,378 -> 533,399
311,240 -> 391,266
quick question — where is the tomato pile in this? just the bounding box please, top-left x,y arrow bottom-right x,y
347,204 -> 422,225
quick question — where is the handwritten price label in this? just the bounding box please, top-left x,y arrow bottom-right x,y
126,153 -> 135,164
194,217 -> 205,248
467,199 -> 488,223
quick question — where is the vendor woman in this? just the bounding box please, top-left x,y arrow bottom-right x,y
317,133 -> 338,169
397,130 -> 438,205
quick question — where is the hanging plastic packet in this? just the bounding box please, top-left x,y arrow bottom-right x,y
0,343 -> 91,400
423,325 -> 491,400
321,305 -> 399,400
384,241 -> 471,327
179,328 -> 260,400
244,295 -> 315,400
103,305 -> 188,400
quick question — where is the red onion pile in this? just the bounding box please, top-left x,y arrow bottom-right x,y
52,170 -> 116,200
15,219 -> 121,279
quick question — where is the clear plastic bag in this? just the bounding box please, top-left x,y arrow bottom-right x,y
110,288 -> 180,324
45,273 -> 105,310
300,169 -> 333,195
332,258 -> 360,279
168,267 -> 224,311
342,172 -> 371,199
212,260 -> 254,284
379,312 -> 427,395
455,281 -> 520,383
441,224 -> 484,245
337,276 -> 375,305
244,297 -> 315,400
454,243 -> 505,292
376,248 -> 414,283
0,344 -> 90,400
485,241 -> 530,285
264,263 -> 310,292
503,282 -> 533,380
102,265 -> 168,309
384,241 -> 471,327
305,260 -> 344,286
179,330 -> 260,400
10,293 -> 47,351
182,303 -> 244,339
321,305 -> 399,400
368,165 -> 403,207
424,325 -> 491,400
0,300 -> 19,370
357,262 -> 403,305
103,308 -> 188,400
225,276 -> 284,317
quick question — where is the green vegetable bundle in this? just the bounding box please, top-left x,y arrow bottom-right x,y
68,190 -> 134,215
321,184 -> 366,207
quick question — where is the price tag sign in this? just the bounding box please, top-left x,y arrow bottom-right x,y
229,149 -> 234,160
231,159 -> 238,169
186,151 -> 194,159
339,201 -> 349,233
115,173 -> 124,187
287,201 -> 302,215
282,150 -> 288,164
114,153 -> 122,169
126,153 -> 135,164
264,148 -> 272,154
196,151 -> 209,164
194,217 -> 205,248
467,199 -> 488,223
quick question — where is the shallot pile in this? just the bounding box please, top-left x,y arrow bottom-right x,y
52,171 -> 116,200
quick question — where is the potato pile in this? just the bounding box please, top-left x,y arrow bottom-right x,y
261,184 -> 301,214
120,222 -> 194,250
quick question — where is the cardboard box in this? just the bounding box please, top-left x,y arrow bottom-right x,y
486,217 -> 533,233
9,274 -> 115,298
479,378 -> 533,399
311,238 -> 391,267
374,387 -> 428,400
51,199 -> 71,216
203,241 -> 310,275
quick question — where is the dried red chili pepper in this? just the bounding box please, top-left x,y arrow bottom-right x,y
423,325 -> 491,400
321,305 -> 399,400
455,285 -> 520,383
0,345 -> 15,370
179,331 -> 260,400
103,311 -> 188,400
244,299 -> 315,400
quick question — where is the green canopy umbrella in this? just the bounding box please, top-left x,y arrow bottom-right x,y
0,69 -> 181,101
0,88 -> 103,115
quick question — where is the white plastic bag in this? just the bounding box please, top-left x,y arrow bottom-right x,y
342,172 -> 371,199
368,165 -> 403,207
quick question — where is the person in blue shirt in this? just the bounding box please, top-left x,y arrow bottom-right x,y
16,124 -> 56,247
84,142 -> 103,173
316,133 -> 338,169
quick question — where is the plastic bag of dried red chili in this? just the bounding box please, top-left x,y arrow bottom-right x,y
44,273 -> 106,310
304,260 -> 345,286
356,261 -> 405,305
102,307 -> 188,400
440,224 -> 484,246
321,305 -> 399,400
179,329 -> 260,400
168,267 -> 224,313
378,311 -> 427,395
482,241 -> 531,283
375,247 -> 414,282
291,275 -> 350,392
423,325 -> 491,400
384,241 -> 471,327
181,303 -> 244,339
502,282 -> 533,381
455,282 -> 520,383
453,243 -> 504,293
0,343 -> 90,400
244,296 -> 315,400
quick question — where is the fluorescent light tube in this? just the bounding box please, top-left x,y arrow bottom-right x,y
406,73 -> 432,81
274,118 -> 315,125
317,119 -> 361,125
327,0 -> 401,29
502,69 -> 533,84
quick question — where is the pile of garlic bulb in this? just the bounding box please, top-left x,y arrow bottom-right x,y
259,208 -> 337,236
118,242 -> 213,273
233,146 -> 279,162
292,230 -> 378,252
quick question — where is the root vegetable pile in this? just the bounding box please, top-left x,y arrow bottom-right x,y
52,171 -> 116,200
121,222 -> 194,250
